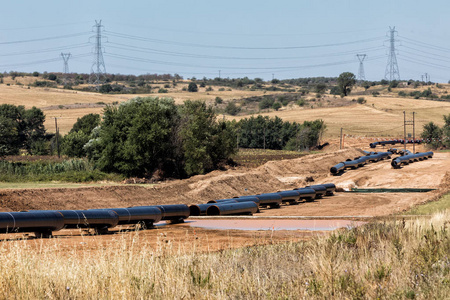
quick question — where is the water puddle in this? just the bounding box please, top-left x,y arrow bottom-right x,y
176,219 -> 365,231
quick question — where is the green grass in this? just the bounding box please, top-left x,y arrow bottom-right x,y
404,193 -> 450,215
0,159 -> 124,183
0,182 -> 121,189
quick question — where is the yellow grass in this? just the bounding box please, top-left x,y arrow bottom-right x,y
0,83 -> 279,134
2,81 -> 450,136
0,211 -> 448,299
227,96 -> 450,138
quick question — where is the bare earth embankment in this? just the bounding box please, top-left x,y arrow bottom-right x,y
1,148 -> 448,216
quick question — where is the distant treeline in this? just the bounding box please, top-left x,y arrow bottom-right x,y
236,116 -> 326,151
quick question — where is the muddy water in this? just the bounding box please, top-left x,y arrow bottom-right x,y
176,219 -> 365,231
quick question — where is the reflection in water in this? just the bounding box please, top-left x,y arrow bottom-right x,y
174,219 -> 365,231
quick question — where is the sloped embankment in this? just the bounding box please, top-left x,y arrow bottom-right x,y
0,148 -> 363,212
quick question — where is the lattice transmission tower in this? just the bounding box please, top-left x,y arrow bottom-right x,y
384,26 -> 400,81
356,54 -> 367,82
61,53 -> 71,73
89,20 -> 107,86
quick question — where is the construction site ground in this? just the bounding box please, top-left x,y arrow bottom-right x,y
1,140 -> 449,253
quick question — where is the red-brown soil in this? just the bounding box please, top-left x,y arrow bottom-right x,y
1,146 -> 449,251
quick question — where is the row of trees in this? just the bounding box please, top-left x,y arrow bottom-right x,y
1,99 -> 326,179
237,116 -> 326,151
79,97 -> 237,178
421,114 -> 450,149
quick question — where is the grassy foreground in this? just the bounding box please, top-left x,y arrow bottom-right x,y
0,212 -> 449,299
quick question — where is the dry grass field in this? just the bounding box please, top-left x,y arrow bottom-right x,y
0,210 -> 448,299
0,79 -> 282,134
1,77 -> 449,136
227,95 -> 450,138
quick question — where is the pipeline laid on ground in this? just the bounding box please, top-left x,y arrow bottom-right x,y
0,183 -> 337,238
391,151 -> 434,169
370,139 -> 423,148
206,202 -> 259,216
330,151 -> 392,175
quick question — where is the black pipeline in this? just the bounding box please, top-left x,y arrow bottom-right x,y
391,151 -> 433,168
370,139 -> 423,148
206,202 -> 259,216
330,152 -> 392,175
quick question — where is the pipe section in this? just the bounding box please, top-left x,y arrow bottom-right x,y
0,211 -> 64,236
190,201 -> 237,216
330,152 -> 392,175
253,193 -> 282,208
156,204 -> 190,222
391,151 -> 433,168
276,190 -> 301,204
293,188 -> 317,200
370,139 -> 423,148
103,207 -> 162,226
60,209 -> 119,230
206,202 -> 258,216
305,185 -> 327,198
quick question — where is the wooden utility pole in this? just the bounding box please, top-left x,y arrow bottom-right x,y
54,118 -> 60,158
403,111 -> 415,153
340,128 -> 343,149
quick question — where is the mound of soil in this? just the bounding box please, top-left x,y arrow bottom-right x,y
0,148 -> 448,218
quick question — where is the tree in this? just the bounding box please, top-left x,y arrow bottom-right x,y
85,97 -> 237,178
179,100 -> 237,176
272,102 -> 282,111
0,115 -> 20,156
0,104 -> 46,155
442,114 -> 450,148
315,83 -> 327,94
22,107 -> 46,154
69,114 -> 100,135
421,122 -> 442,149
88,97 -> 180,177
187,82 -> 198,92
337,72 -> 356,97
62,114 -> 101,157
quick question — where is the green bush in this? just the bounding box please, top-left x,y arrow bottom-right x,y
188,82 -> 198,92
356,97 -> 366,104
259,97 -> 275,110
272,102 -> 282,111
225,102 -> 241,116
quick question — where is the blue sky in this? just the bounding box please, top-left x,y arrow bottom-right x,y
0,0 -> 449,81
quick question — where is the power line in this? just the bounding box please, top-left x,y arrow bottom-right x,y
0,43 -> 90,57
0,53 -> 91,68
104,52 -> 359,70
105,30 -> 385,50
110,21 -> 385,37
107,41 -> 385,60
0,32 -> 91,45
